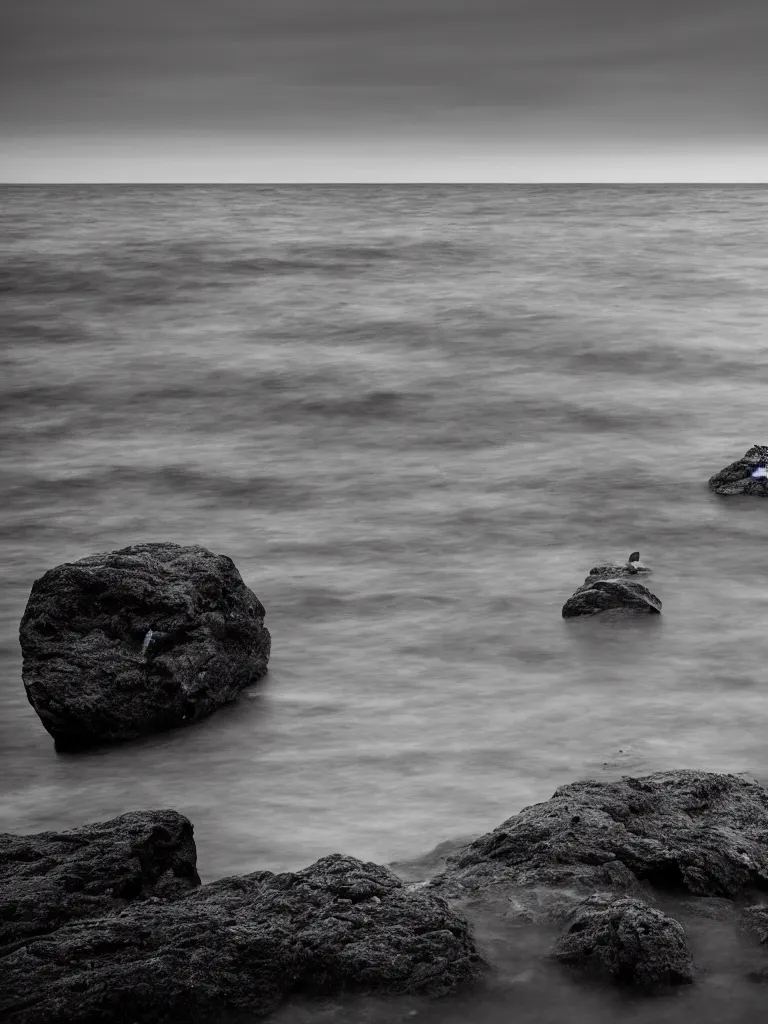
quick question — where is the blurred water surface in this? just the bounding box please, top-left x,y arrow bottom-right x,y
1,186 -> 768,1019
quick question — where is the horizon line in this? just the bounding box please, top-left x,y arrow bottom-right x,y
2,180 -> 767,187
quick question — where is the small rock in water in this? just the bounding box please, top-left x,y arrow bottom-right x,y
708,444 -> 768,495
562,559 -> 661,618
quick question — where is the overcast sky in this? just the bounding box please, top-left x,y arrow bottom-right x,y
2,0 -> 767,181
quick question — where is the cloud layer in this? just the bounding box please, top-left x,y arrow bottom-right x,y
2,0 -> 767,180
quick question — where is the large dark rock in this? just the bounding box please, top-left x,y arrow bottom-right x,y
429,771 -> 768,903
708,444 -> 768,495
0,810 -> 200,952
19,542 -> 271,749
562,564 -> 661,618
0,854 -> 485,1024
551,893 -> 694,988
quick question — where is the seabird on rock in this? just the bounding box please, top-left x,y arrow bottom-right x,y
626,551 -> 647,573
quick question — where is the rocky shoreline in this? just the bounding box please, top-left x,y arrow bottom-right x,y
3,770 -> 768,1021
0,813 -> 484,1023
5,444 -> 768,1021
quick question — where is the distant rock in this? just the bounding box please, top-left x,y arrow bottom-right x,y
429,771 -> 768,904
0,810 -> 199,952
551,893 -> 694,989
19,542 -> 271,749
709,444 -> 768,495
563,562 -> 661,618
0,853 -> 485,1024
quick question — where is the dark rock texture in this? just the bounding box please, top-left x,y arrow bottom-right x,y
587,564 -> 650,579
0,854 -> 485,1024
19,542 -> 271,749
562,564 -> 661,618
551,893 -> 694,988
741,905 -> 768,981
429,771 -> 768,902
742,904 -> 768,942
0,810 -> 200,952
708,444 -> 768,495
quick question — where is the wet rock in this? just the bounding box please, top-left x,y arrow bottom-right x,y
562,564 -> 661,618
708,444 -> 768,495
742,904 -> 768,943
587,565 -> 650,579
430,771 -> 768,902
551,894 -> 694,988
19,542 -> 271,749
0,810 -> 200,951
741,904 -> 768,977
0,854 -> 485,1024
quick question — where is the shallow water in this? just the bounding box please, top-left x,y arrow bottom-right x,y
2,183 -> 768,1019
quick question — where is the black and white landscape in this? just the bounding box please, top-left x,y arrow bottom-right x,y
2,2 -> 768,1022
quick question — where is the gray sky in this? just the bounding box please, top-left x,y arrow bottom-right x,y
2,0 -> 767,181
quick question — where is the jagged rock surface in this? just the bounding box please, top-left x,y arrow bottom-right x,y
429,771 -> 768,903
551,893 -> 695,988
19,542 -> 271,749
0,810 -> 200,951
708,444 -> 768,495
0,854 -> 485,1024
562,564 -> 661,618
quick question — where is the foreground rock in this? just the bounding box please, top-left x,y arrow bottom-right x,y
562,563 -> 661,618
19,542 -> 272,749
0,810 -> 200,952
1,853 -> 485,1024
551,894 -> 694,989
708,444 -> 768,495
430,771 -> 768,902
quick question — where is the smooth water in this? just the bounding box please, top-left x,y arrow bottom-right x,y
1,184 -> 768,1020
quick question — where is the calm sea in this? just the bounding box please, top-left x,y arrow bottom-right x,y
2,185 -> 768,1022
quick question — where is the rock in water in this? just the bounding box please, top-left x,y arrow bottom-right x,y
708,444 -> 768,495
0,810 -> 200,951
19,542 -> 271,749
563,563 -> 661,618
0,854 -> 485,1024
429,771 -> 768,901
551,894 -> 694,989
